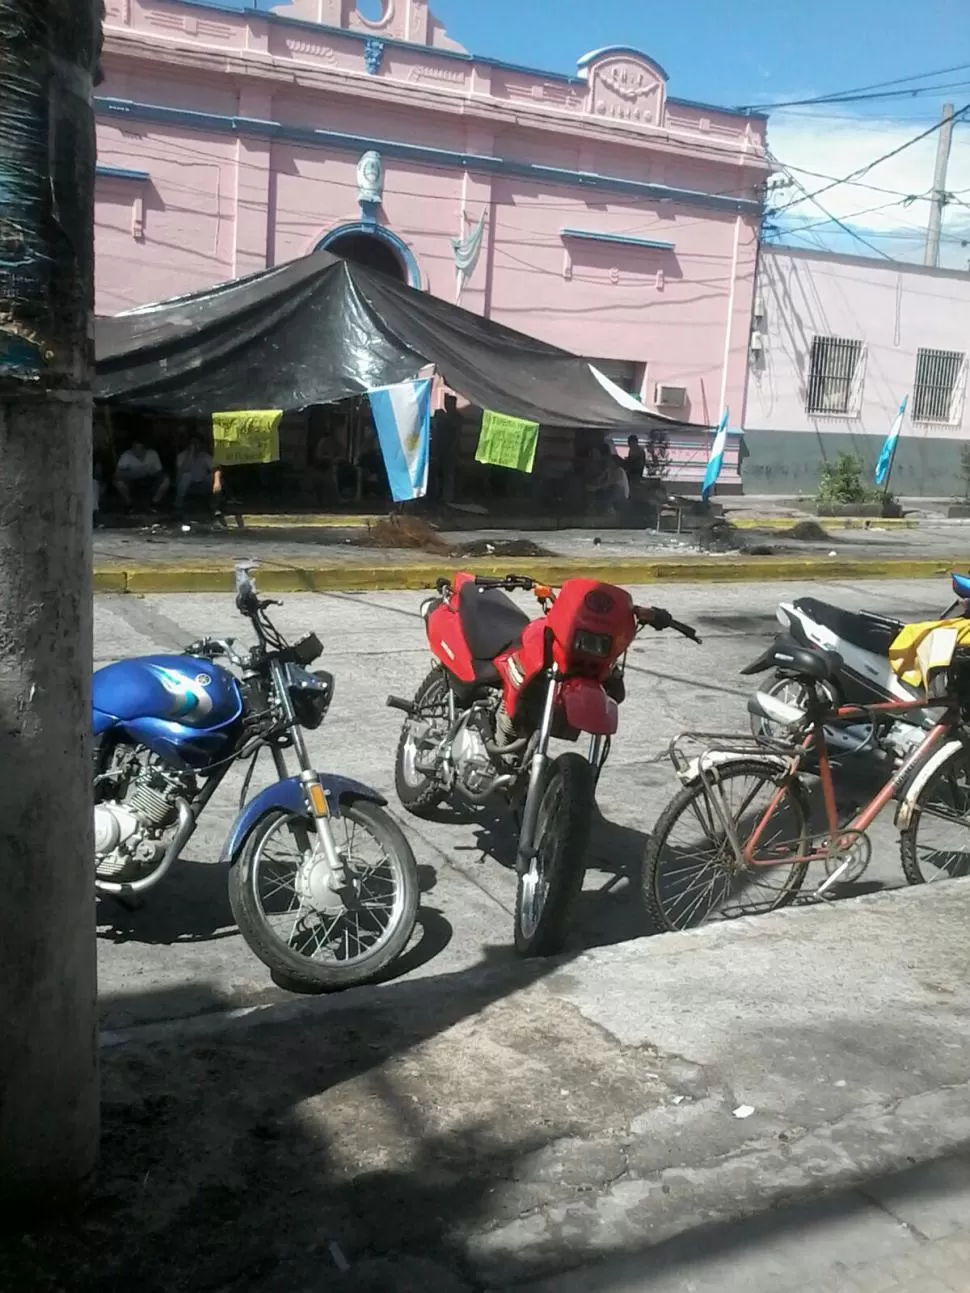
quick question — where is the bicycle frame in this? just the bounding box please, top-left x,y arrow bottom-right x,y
742,693 -> 959,879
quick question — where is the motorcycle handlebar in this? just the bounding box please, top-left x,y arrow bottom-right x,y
634,606 -> 702,644
474,574 -> 535,592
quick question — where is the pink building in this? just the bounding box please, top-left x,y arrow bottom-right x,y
96,0 -> 769,486
744,245 -> 970,497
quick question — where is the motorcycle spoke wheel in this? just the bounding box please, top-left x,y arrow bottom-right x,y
642,759 -> 809,933
900,752 -> 970,884
514,752 -> 594,958
395,667 -> 450,816
229,802 -> 419,992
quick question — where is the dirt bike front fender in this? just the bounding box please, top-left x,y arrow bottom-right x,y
220,774 -> 387,864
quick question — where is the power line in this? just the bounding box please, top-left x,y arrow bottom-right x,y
771,104 -> 970,215
774,171 -> 898,260
737,61 -> 970,112
774,194 -> 927,236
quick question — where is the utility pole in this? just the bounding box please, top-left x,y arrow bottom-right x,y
0,0 -> 102,1204
925,102 -> 955,268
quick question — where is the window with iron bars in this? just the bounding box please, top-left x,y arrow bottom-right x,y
912,348 -> 967,424
805,336 -> 864,415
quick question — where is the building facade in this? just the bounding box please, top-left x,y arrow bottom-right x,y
95,0 -> 769,487
744,244 -> 970,497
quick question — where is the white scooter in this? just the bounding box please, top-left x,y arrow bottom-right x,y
743,572 -> 970,767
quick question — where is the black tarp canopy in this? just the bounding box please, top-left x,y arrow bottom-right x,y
95,248 -> 698,432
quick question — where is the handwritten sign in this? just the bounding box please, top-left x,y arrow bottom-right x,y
474,409 -> 540,474
212,410 -> 283,467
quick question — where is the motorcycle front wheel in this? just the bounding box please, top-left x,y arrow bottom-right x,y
514,752 -> 594,958
228,800 -> 419,993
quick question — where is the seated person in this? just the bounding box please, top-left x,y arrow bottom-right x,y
114,438 -> 169,511
587,443 -> 630,514
174,433 -> 214,512
357,430 -> 385,500
309,432 -> 339,504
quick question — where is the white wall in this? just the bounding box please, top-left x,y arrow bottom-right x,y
745,245 -> 970,444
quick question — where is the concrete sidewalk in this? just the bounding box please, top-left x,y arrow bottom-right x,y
8,880 -> 970,1291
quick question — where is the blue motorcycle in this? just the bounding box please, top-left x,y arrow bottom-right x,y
93,562 -> 419,992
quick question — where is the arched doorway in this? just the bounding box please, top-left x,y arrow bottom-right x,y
325,230 -> 405,281
317,222 -> 421,289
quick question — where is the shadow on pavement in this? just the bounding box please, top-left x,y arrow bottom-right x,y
517,1152 -> 970,1292
3,950 -> 588,1292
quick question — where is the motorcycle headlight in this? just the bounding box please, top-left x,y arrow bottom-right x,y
573,630 -> 612,658
287,667 -> 334,730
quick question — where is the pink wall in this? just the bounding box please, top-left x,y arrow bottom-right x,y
95,0 -> 768,446
746,246 -> 970,441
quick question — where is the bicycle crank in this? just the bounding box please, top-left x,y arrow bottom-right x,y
816,829 -> 872,897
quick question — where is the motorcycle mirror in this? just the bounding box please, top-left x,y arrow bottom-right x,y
234,560 -> 259,613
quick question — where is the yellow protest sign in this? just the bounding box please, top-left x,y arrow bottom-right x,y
474,409 -> 540,473
212,410 -> 283,467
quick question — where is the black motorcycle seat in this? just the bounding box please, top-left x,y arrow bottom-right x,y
793,598 -> 903,657
741,634 -> 843,683
458,582 -> 530,664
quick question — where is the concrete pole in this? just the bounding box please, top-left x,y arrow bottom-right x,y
924,103 -> 955,269
0,0 -> 102,1204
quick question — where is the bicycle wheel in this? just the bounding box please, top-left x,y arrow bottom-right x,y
642,758 -> 810,932
900,749 -> 970,884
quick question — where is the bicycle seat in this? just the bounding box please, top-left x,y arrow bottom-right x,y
741,634 -> 842,683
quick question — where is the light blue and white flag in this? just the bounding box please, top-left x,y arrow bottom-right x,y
368,378 -> 432,503
875,395 -> 908,487
701,409 -> 730,502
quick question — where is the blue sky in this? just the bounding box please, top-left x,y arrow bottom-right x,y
209,0 -> 970,265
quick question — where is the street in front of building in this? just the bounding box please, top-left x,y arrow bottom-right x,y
96,575 -> 950,1032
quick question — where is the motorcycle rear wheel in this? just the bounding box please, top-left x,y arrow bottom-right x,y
514,752 -> 594,958
229,800 -> 419,992
395,666 -> 450,817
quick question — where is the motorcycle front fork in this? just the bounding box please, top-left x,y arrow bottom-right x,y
271,660 -> 347,892
515,670 -> 559,875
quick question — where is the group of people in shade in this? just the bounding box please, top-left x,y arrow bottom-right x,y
94,434 -> 217,516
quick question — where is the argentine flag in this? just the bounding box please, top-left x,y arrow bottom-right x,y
701,409 -> 730,502
875,396 -> 908,487
368,378 -> 432,503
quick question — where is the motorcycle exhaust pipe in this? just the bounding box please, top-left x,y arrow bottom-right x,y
456,772 -> 517,804
96,799 -> 195,897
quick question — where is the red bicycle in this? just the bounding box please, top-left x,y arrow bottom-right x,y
389,572 -> 699,956
643,636 -> 970,932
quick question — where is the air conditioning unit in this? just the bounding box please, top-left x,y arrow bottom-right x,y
654,384 -> 687,408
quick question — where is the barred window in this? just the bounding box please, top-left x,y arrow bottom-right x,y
913,348 -> 967,424
805,336 -> 864,415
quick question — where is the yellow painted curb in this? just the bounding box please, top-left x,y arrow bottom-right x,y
730,516 -> 918,531
96,554 -> 970,595
240,513 -> 382,530
93,568 -> 128,594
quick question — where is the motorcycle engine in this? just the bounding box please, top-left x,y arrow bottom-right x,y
95,750 -> 195,881
883,722 -> 927,763
452,723 -> 495,796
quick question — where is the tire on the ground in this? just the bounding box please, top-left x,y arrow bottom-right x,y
395,666 -> 449,817
641,757 -> 809,933
514,751 -> 595,958
228,799 -> 419,993
899,747 -> 970,885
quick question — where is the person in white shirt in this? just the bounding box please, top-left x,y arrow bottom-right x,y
174,433 -> 215,512
114,439 -> 169,511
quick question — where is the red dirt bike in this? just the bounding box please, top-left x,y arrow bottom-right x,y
387,572 -> 701,956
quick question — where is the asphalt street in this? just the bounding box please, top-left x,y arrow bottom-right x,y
95,576 -> 954,1031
